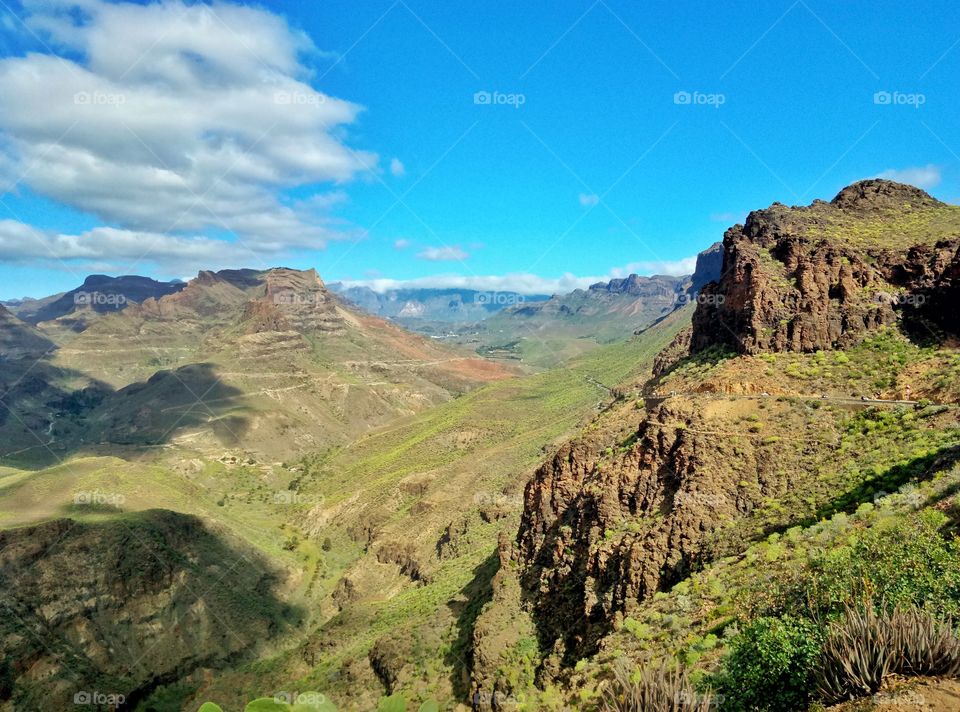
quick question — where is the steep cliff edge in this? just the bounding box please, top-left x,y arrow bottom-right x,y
692,180 -> 960,355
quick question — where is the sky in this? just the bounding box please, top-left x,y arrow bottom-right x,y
0,0 -> 958,299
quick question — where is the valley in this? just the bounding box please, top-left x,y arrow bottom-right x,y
1,180 -> 959,712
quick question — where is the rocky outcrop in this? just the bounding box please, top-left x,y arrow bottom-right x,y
691,181 -> 960,354
0,510 -> 296,711
507,180 -> 960,675
514,402 -> 751,665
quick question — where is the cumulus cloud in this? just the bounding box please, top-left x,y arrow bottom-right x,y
390,157 -> 405,177
416,245 -> 469,261
578,193 -> 600,207
0,218 -> 259,274
875,165 -> 941,190
394,238 -> 411,249
0,0 -> 375,262
339,255 -> 699,295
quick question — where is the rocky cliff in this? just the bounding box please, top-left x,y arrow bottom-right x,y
488,180 -> 960,696
692,180 -> 960,355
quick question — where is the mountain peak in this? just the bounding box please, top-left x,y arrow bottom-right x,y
831,179 -> 941,211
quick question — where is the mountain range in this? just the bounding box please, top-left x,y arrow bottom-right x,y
0,181 -> 958,712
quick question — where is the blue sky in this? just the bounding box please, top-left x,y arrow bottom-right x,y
0,0 -> 958,299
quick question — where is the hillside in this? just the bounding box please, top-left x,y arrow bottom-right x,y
465,181 -> 960,709
462,250 -> 721,368
0,268 -> 512,465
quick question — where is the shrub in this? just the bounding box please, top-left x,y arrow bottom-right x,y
600,660 -> 712,712
714,615 -> 821,712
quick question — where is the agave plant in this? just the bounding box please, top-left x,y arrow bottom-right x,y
818,604 -> 960,704
600,659 -> 713,712
887,607 -> 960,678
818,606 -> 893,702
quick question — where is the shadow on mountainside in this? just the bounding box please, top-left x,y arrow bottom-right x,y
0,361 -> 249,468
0,508 -> 302,711
445,551 -> 498,703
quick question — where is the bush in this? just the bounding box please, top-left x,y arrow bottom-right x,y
601,660 -> 712,712
818,604 -> 960,704
714,615 -> 821,712
773,510 -> 960,620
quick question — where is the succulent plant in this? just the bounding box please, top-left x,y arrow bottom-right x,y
600,659 -> 713,712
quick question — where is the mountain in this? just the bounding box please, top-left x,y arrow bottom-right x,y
8,274 -> 185,328
1,267 -> 513,464
466,246 -> 722,367
2,182 -> 959,712
465,181 -> 960,707
328,284 -> 549,326
0,304 -> 53,360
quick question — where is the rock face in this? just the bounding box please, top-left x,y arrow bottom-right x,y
12,274 -> 185,326
515,402 -> 744,665
0,510 -> 296,711
692,180 -> 960,354
505,180 -> 960,677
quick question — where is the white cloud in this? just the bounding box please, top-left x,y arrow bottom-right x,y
608,257 -> 698,278
339,255 -> 700,295
0,218 -> 259,274
709,211 -> 741,223
394,238 -> 411,250
416,245 -> 469,261
390,157 -> 405,177
0,0 -> 375,261
579,193 -> 600,207
875,164 -> 941,190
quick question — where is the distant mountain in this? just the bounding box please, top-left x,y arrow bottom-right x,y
328,284 -> 549,324
467,245 -> 723,366
2,267 -> 513,463
7,274 -> 185,327
0,304 -> 54,360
